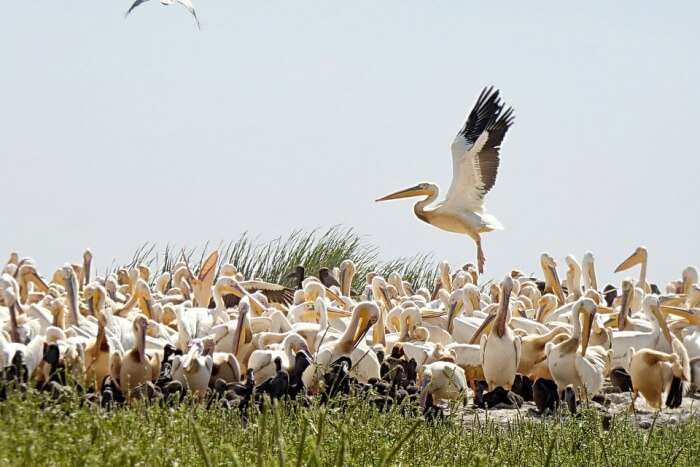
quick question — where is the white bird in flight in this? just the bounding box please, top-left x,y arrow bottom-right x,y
376,87 -> 514,274
126,0 -> 200,30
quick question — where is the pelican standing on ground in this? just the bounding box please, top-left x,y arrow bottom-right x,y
376,87 -> 514,273
480,276 -> 521,390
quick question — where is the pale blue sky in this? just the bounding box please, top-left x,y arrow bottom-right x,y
2,1 -> 698,285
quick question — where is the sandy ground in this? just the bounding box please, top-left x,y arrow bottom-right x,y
453,385 -> 700,428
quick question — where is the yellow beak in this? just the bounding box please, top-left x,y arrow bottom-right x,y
468,313 -> 496,344
615,250 -> 643,273
352,314 -> 375,349
580,310 -> 594,355
651,306 -> 674,344
660,305 -> 700,326
375,184 -> 426,202
446,300 -> 462,333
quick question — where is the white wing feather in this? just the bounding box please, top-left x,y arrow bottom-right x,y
444,132 -> 489,213
575,352 -> 605,395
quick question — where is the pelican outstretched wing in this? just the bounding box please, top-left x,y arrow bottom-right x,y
175,0 -> 201,29
126,0 -> 200,30
125,0 -> 150,17
444,87 -> 514,212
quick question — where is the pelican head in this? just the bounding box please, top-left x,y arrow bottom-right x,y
493,275 -> 514,338
681,266 -> 699,294
464,284 -> 481,311
446,289 -> 463,333
615,247 -> 647,273
350,302 -> 379,349
535,294 -> 557,322
219,263 -> 238,277
582,251 -> 598,290
375,182 -> 435,202
540,253 -> 565,304
574,298 -> 597,355
303,281 -> 325,302
371,277 -> 391,310
468,303 -> 498,344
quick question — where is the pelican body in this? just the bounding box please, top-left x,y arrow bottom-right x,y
480,276 -> 521,390
376,87 -> 514,273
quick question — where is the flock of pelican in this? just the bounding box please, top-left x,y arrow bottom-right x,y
1,246 -> 699,417
0,87 -> 696,418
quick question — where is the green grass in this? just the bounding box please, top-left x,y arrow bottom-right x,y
118,226 -> 437,291
1,390 -> 698,466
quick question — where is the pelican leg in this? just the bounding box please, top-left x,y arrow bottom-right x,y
628,390 -> 638,414
476,238 -> 485,274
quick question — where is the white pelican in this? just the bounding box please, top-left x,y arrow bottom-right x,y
302,301 -> 380,391
565,255 -> 583,301
480,276 -> 521,390
110,315 -> 161,398
581,251 -> 598,291
419,361 -> 467,405
615,246 -> 651,293
376,87 -> 514,273
546,298 -> 607,400
247,332 -> 308,382
171,340 -> 213,399
126,0 -> 200,30
628,338 -> 690,411
610,295 -> 673,369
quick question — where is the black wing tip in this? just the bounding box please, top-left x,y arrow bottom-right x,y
489,106 -> 515,131
459,86 -> 511,141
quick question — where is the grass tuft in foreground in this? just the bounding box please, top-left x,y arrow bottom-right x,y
1,390 -> 698,466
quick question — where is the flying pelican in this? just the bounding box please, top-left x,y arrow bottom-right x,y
125,0 -> 200,30
376,87 -> 514,273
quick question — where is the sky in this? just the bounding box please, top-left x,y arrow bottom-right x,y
1,1 -> 698,286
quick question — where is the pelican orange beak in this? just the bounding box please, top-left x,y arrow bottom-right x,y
28,271 -> 50,293
650,304 -> 674,344
535,301 -> 546,322
232,302 -> 249,355
352,306 -> 378,349
447,300 -> 462,333
615,248 -> 645,273
541,256 -> 565,305
603,313 -> 619,328
582,253 -> 598,290
375,184 -> 426,202
376,283 -> 392,311
660,305 -> 700,326
660,295 -> 686,307
82,250 -> 92,286
469,292 -> 481,311
468,313 -> 496,344
139,297 -> 154,320
580,307 -> 595,356
618,282 -> 633,330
